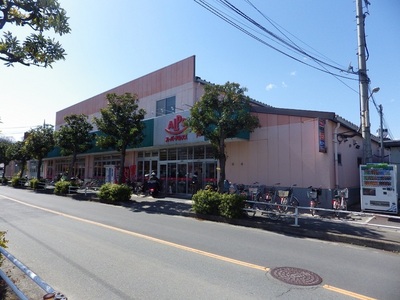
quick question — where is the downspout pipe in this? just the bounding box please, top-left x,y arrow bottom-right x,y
334,122 -> 340,188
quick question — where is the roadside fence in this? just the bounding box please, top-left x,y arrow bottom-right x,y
0,246 -> 67,300
243,200 -> 400,228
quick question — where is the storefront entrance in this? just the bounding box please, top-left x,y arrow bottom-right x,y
159,161 -> 217,195
137,145 -> 217,195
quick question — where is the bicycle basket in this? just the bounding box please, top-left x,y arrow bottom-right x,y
265,190 -> 274,200
307,191 -> 317,199
278,190 -> 289,197
340,188 -> 349,198
248,187 -> 258,194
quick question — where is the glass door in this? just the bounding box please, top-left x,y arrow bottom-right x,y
159,164 -> 167,195
177,163 -> 188,193
167,163 -> 177,194
205,162 -> 217,189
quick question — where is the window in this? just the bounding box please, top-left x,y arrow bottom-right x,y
93,155 -> 121,178
156,96 -> 176,116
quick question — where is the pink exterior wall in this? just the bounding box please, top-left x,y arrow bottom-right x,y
55,56 -> 197,128
225,113 -> 362,190
226,114 -> 328,187
335,127 -> 364,188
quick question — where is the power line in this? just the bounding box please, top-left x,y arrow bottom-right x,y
244,0 -> 344,70
241,0 -> 359,93
222,0 -> 352,73
194,0 -> 359,81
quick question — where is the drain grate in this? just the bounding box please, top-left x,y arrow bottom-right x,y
270,267 -> 323,286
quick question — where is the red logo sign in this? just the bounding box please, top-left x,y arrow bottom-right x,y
165,115 -> 188,135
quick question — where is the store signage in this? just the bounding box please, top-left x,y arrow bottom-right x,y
153,111 -> 204,146
165,114 -> 188,142
318,118 -> 327,153
165,115 -> 187,135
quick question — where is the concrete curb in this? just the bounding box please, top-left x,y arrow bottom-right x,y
189,212 -> 400,253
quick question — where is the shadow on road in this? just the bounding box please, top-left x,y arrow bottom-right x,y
129,199 -> 193,216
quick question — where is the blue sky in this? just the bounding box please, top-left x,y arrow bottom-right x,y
1,0 -> 399,141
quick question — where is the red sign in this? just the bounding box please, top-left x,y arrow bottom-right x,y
165,115 -> 188,142
165,115 -> 188,135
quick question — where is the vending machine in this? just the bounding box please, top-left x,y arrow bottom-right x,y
360,163 -> 398,214
105,165 -> 116,183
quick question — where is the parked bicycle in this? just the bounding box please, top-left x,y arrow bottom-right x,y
262,183 -> 281,220
277,184 -> 299,213
248,182 -> 265,202
133,181 -> 144,195
243,183 -> 280,220
236,183 -> 247,198
83,178 -> 103,191
308,186 -> 322,216
264,183 -> 281,203
332,187 -> 348,217
243,183 -> 264,217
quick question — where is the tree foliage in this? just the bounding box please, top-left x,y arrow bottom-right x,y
0,137 -> 13,179
24,124 -> 54,179
0,0 -> 70,67
94,93 -> 146,184
186,82 -> 260,191
7,140 -> 31,178
54,114 -> 94,177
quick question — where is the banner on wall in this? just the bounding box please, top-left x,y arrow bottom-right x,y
318,118 -> 327,153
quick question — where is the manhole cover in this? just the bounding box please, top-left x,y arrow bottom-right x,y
270,267 -> 323,286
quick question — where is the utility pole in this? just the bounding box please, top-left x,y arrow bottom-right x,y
356,0 -> 373,163
379,104 -> 384,162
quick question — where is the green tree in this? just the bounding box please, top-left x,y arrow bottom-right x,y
7,140 -> 31,178
186,82 -> 260,192
0,137 -> 13,179
0,0 -> 70,67
94,93 -> 146,184
24,124 -> 55,179
55,114 -> 94,178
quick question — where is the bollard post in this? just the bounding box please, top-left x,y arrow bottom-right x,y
292,207 -> 300,227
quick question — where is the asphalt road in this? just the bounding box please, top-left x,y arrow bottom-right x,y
1,187 -> 399,300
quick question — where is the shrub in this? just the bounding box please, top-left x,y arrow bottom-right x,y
0,231 -> 8,266
219,193 -> 246,219
11,176 -> 20,187
54,180 -> 71,195
0,231 -> 7,249
192,189 -> 221,215
29,178 -> 40,189
98,183 -> 132,203
0,177 -> 9,185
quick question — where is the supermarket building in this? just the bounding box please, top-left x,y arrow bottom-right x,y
41,55 -> 383,206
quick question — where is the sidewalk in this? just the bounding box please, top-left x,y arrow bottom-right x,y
130,194 -> 400,253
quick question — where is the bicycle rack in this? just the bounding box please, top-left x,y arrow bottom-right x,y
242,200 -> 400,229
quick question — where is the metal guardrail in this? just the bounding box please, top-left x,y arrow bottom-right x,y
0,246 -> 67,300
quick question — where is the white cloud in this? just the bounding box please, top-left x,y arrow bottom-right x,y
290,71 -> 296,76
281,81 -> 288,88
265,83 -> 276,91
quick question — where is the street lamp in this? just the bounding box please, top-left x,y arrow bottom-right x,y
370,87 -> 380,95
